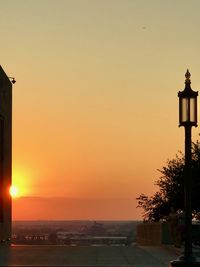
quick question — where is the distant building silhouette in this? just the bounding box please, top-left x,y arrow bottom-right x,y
88,221 -> 106,236
0,66 -> 12,242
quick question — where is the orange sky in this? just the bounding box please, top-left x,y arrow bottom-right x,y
1,0 -> 200,220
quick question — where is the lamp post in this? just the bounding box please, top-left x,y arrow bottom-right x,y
171,70 -> 199,266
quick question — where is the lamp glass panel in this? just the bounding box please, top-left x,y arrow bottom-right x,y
181,97 -> 189,122
190,97 -> 196,122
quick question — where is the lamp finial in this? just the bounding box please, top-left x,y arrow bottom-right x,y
185,69 -> 191,83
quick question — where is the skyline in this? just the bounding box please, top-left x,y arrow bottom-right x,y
1,0 -> 200,219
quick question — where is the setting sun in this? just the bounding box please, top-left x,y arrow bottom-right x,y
10,185 -> 19,198
12,167 -> 33,197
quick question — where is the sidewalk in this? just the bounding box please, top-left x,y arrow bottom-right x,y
0,244 -> 182,266
163,244 -> 200,261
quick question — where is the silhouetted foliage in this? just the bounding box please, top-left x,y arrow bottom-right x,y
137,140 -> 200,221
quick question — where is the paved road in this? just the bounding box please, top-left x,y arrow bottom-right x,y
0,244 -> 182,266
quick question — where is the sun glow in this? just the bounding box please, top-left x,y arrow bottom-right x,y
12,166 -> 34,197
10,185 -> 19,198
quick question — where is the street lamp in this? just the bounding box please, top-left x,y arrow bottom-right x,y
171,70 -> 199,266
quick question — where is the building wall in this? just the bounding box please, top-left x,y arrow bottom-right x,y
136,222 -> 172,246
0,66 -> 12,242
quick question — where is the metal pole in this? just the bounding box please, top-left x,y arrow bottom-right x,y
184,125 -> 193,261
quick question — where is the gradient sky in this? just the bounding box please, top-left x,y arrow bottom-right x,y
1,0 -> 200,220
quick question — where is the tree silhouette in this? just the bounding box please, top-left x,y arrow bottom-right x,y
137,140 -> 200,221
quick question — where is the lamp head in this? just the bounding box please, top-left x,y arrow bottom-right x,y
178,70 -> 198,127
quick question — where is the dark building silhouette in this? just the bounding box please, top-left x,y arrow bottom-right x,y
0,66 -> 12,242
